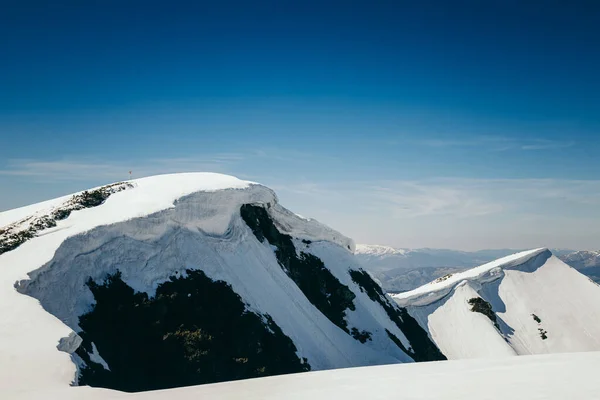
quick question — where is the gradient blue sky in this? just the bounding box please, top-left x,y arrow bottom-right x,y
1,1 -> 599,250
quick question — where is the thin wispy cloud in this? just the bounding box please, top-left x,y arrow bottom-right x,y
0,156 -> 243,182
415,136 -> 575,152
520,139 -> 576,150
2,157 -> 599,250
0,148 -> 337,184
274,177 -> 600,221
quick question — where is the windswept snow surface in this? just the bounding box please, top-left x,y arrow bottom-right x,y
11,351 -> 600,400
393,248 -> 600,359
0,173 -> 426,396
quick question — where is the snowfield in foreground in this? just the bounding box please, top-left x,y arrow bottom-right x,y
13,351 -> 600,400
393,248 -> 600,359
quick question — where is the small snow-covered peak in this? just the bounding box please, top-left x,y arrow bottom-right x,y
394,247 -> 600,360
355,244 -> 409,256
393,248 -> 549,305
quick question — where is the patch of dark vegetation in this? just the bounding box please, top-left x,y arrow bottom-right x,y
240,204 -> 356,334
351,327 -> 372,343
0,182 -> 132,255
0,230 -> 36,255
468,297 -> 500,330
434,273 -> 454,283
538,328 -> 548,340
350,269 -> 446,361
76,269 -> 310,393
532,314 -> 541,324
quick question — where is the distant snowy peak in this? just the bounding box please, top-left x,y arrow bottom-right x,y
560,250 -> 600,269
392,248 -> 600,360
355,244 -> 410,256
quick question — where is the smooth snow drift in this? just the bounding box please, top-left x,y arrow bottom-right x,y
0,173 -> 440,395
10,351 -> 600,400
393,248 -> 600,359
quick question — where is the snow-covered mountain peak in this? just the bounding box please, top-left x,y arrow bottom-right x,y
355,244 -> 409,256
1,172 -> 443,394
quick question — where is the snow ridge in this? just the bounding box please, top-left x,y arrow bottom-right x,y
393,248 -> 547,306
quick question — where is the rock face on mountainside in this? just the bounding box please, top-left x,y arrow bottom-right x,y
0,173 -> 443,394
392,249 -> 600,359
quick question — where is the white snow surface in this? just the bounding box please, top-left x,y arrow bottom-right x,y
393,248 -> 600,359
10,351 -> 600,399
0,172 -> 416,396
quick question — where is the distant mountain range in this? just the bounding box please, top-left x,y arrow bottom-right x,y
355,244 -> 600,293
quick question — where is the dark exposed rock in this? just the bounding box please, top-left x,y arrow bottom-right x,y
75,269 -> 309,392
0,182 -> 132,255
386,329 -> 409,354
538,328 -> 548,340
240,204 -> 356,334
349,269 -> 446,361
532,314 -> 541,324
350,328 -> 372,343
468,297 -> 500,330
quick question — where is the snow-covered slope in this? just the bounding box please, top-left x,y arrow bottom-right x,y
393,249 -> 600,359
10,351 -> 600,400
0,173 -> 442,395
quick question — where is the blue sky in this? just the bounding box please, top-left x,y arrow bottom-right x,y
1,1 -> 599,250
